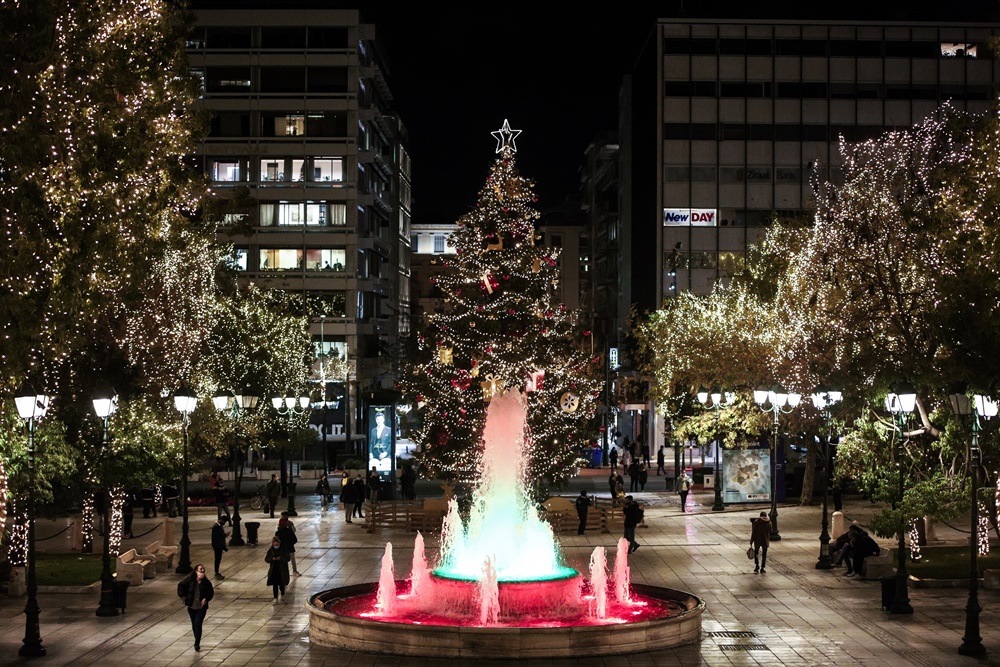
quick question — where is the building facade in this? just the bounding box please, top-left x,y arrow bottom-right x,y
654,18 -> 1000,304
186,5 -> 411,420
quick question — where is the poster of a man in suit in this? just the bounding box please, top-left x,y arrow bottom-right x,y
368,407 -> 393,472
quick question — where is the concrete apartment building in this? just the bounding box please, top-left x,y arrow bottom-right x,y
186,3 -> 411,442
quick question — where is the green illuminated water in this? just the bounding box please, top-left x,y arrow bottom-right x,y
434,390 -> 572,582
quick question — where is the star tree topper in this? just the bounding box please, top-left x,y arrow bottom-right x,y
491,119 -> 521,153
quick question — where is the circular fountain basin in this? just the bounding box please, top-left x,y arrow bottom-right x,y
430,568 -> 582,618
308,581 -> 704,658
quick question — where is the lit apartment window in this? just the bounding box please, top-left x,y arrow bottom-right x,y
292,159 -> 307,182
259,249 -> 301,271
261,159 -> 283,182
940,42 -> 977,57
312,158 -> 344,182
228,248 -> 247,271
433,234 -> 445,253
209,159 -> 241,182
304,248 -> 347,271
281,115 -> 305,136
259,202 -> 345,226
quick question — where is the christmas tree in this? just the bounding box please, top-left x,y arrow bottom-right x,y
403,120 -> 600,489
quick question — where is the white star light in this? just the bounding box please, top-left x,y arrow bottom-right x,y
491,119 -> 521,153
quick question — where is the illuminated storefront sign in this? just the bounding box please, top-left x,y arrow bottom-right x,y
663,208 -> 717,226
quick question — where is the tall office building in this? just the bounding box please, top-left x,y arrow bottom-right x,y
620,10 -> 1000,449
186,4 -> 411,428
645,16 -> 1000,304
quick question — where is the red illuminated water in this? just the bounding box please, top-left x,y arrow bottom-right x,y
326,582 -> 686,628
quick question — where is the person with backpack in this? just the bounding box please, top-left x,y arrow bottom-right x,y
276,513 -> 300,575
177,563 -> 214,652
623,495 -> 644,554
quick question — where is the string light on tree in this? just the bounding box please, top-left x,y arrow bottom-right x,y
402,122 -> 600,485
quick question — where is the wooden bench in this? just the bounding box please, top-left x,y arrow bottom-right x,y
863,547 -> 893,580
541,496 -> 622,534
141,540 -> 178,572
364,499 -> 425,533
116,549 -> 154,586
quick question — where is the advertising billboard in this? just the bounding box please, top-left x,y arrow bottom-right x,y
663,208 -> 718,226
366,405 -> 395,475
721,448 -> 771,504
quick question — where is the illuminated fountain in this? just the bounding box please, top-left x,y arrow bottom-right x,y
308,390 -> 703,658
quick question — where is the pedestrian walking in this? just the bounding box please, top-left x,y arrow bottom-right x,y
575,490 -> 591,535
623,495 -> 643,554
678,476 -> 691,512
316,474 -> 331,509
656,446 -> 666,476
750,511 -> 771,573
177,563 -> 214,652
211,516 -> 229,579
628,460 -> 640,492
265,473 -> 281,518
638,464 -> 648,491
265,536 -> 290,604
214,482 -> 231,522
642,442 -> 651,467
352,473 -> 366,519
609,446 -> 618,473
340,473 -> 356,523
277,513 -> 300,575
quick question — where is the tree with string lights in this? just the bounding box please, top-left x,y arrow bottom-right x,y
402,121 -> 600,490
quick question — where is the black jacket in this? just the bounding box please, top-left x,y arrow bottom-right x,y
211,522 -> 228,551
180,575 -> 215,608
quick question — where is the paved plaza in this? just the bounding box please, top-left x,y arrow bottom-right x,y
2,471 -> 998,667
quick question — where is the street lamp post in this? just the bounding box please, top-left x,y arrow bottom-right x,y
92,389 -> 119,617
15,389 -> 50,657
272,394 -> 310,516
213,391 -> 259,546
949,392 -> 996,656
753,384 -> 801,541
811,386 -> 842,570
172,388 -> 197,575
885,384 -> 916,615
696,385 -> 734,512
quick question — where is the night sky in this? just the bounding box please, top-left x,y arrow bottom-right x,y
222,1 -> 1000,226
360,4 -> 657,225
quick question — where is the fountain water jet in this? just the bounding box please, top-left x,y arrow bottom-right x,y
309,390 -> 704,657
589,547 -> 608,619
375,543 -> 395,615
613,538 -> 631,605
409,531 -> 430,598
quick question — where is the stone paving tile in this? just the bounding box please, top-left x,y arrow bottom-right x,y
3,487 -> 999,666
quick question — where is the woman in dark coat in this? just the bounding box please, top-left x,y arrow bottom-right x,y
179,563 -> 215,651
265,536 -> 290,604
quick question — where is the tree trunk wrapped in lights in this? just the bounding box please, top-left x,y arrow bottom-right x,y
402,122 -> 601,488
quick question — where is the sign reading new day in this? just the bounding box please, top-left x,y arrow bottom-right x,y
663,208 -> 717,226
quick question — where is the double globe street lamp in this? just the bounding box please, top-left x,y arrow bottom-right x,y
213,391 -> 259,546
14,389 -> 50,657
173,387 -> 197,575
271,394 -> 310,517
754,384 -> 802,541
948,391 -> 997,657
885,384 -> 916,615
696,386 -> 734,512
811,386 -> 842,570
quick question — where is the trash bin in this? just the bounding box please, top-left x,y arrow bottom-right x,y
245,521 -> 261,546
590,448 -> 603,468
880,577 -> 895,610
113,580 -> 130,612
